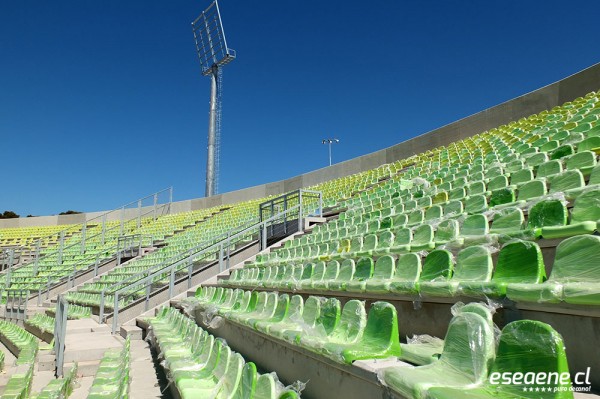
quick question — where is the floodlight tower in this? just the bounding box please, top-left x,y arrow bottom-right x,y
322,138 -> 340,166
192,0 -> 236,197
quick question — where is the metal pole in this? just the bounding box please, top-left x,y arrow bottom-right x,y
58,231 -> 65,265
137,199 -> 142,228
99,291 -> 105,323
205,67 -> 218,197
153,194 -> 158,220
120,207 -> 125,235
112,293 -> 119,334
328,142 -> 332,166
80,223 -> 86,254
101,214 -> 107,245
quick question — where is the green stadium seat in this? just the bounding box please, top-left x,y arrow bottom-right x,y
507,235 -> 600,304
411,225 -> 435,251
387,253 -> 423,294
327,259 -> 356,291
381,312 -> 495,399
460,240 -> 545,298
426,320 -> 573,399
510,168 -> 534,185
346,257 -> 375,292
364,255 -> 396,293
434,219 -> 463,246
420,246 -> 492,297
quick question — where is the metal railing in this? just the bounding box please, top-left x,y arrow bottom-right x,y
3,289 -> 30,320
0,187 -> 173,283
33,233 -> 153,306
103,190 -> 322,333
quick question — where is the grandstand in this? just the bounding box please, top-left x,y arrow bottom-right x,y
0,61 -> 599,398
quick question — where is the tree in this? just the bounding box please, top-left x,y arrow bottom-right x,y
0,211 -> 19,219
59,210 -> 82,215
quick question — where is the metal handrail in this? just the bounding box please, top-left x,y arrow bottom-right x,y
0,195 -> 172,277
105,193 -> 322,332
33,233 -> 153,305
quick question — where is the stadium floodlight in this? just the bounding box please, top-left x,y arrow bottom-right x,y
192,0 -> 236,197
322,138 -> 340,166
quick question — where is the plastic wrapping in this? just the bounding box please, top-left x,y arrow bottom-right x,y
425,320 -> 574,398
378,311 -> 495,399
506,235 -> 600,304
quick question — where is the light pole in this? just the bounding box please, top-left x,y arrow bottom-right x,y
322,138 -> 339,166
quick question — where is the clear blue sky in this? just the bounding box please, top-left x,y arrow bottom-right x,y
1,1 -> 598,216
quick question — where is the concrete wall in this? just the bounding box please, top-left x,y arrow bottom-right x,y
3,62 -> 600,228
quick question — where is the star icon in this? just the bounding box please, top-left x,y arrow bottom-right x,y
523,387 -> 528,392
529,387 -> 535,392
535,387 -> 540,392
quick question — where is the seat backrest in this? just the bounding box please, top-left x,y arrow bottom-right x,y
329,300 -> 367,343
459,303 -> 493,327
537,160 -> 563,178
491,320 -> 572,396
566,150 -> 597,170
254,373 -> 277,399
323,261 -> 341,280
487,175 -> 508,191
527,200 -> 567,229
221,353 -> 244,396
408,210 -> 424,225
337,259 -> 356,282
439,313 -> 495,383
571,189 -> 600,224
465,195 -> 488,214
425,205 -> 443,221
461,214 -> 489,236
511,168 -> 534,185
393,228 -> 412,245
271,294 -> 290,321
453,246 -> 493,282
354,257 -> 374,281
360,301 -> 401,357
317,297 -> 341,336
550,235 -> 600,282
435,219 -> 459,242
302,296 -> 321,327
412,224 -> 434,244
372,255 -> 395,279
395,253 -> 421,281
443,200 -> 464,216
378,231 -> 394,249
363,234 -> 378,250
490,187 -> 516,207
518,179 -> 546,201
491,207 -> 524,232
235,362 -> 257,399
548,170 -> 585,193
421,250 -> 454,282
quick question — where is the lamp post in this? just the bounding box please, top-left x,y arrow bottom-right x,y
322,138 -> 339,166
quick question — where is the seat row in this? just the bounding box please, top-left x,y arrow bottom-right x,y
146,307 -> 299,399
185,289 -> 577,399
87,336 -> 130,399
226,235 -> 600,305
187,287 -> 400,365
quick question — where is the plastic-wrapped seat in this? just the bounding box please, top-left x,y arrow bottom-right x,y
392,250 -> 453,295
410,225 -> 435,251
346,257 -> 375,292
254,294 -> 294,332
322,301 -> 401,364
400,303 -> 493,366
464,195 -> 488,214
510,168 -> 534,185
434,219 -> 463,246
308,261 -> 340,291
299,261 -> 325,290
364,255 -> 396,293
507,235 -> 600,304
548,169 -> 586,198
566,150 -> 597,176
388,228 -> 412,253
537,160 -> 563,178
386,253 -> 422,294
381,312 -> 495,399
426,320 -> 573,399
420,246 -> 493,297
327,259 -> 356,291
269,296 -> 318,342
528,198 -> 595,239
443,200 -> 464,218
460,240 -> 545,298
